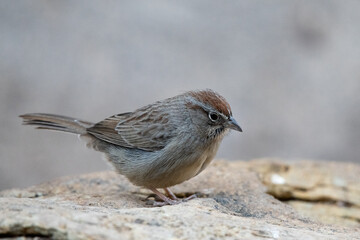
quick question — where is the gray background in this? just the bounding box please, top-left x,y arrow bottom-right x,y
1,0 -> 360,190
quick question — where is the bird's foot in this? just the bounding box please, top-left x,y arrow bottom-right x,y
183,194 -> 197,201
147,187 -> 197,206
152,195 -> 197,206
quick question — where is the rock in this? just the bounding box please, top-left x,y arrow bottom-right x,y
249,158 -> 360,227
0,160 -> 359,239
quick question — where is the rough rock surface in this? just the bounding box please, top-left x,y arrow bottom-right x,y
250,158 -> 360,227
0,159 -> 359,239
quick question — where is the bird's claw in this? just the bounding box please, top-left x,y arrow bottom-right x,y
150,194 -> 197,206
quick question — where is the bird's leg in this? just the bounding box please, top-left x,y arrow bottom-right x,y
147,187 -> 197,206
184,194 -> 197,201
164,187 -> 178,200
164,187 -> 197,201
148,187 -> 179,206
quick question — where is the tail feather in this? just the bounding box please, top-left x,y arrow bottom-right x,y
20,113 -> 94,134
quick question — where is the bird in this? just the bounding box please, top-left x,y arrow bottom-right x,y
20,89 -> 242,206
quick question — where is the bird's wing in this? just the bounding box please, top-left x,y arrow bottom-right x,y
87,105 -> 175,151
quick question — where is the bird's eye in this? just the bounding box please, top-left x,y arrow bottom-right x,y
208,112 -> 219,122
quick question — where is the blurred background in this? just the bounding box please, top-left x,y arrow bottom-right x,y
1,0 -> 360,190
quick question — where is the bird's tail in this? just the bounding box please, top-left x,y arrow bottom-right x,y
20,113 -> 94,135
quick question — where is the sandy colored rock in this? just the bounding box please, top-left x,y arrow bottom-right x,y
287,201 -> 360,228
0,159 -> 359,239
249,158 -> 360,227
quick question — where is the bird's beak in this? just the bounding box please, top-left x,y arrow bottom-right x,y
226,116 -> 242,132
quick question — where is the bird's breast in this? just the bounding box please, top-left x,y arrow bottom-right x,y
143,137 -> 223,188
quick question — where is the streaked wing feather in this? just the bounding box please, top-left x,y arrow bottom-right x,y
87,112 -> 132,147
87,106 -> 175,151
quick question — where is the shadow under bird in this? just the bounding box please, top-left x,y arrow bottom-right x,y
20,89 -> 242,206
